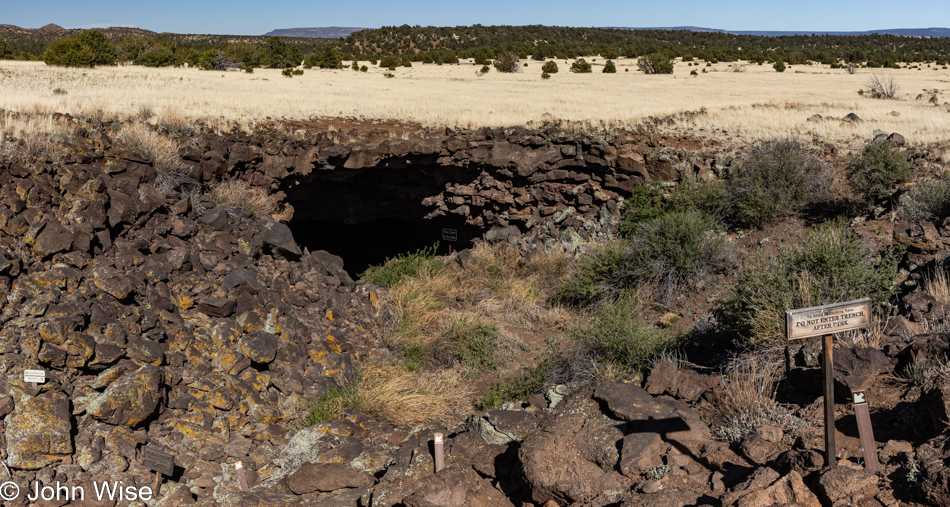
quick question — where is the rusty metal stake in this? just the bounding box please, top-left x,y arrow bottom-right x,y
235,461 -> 249,492
434,433 -> 444,473
852,389 -> 881,472
822,334 -> 836,467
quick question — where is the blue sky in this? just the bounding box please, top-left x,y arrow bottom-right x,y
4,0 -> 950,35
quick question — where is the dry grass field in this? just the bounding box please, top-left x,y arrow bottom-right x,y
2,58 -> 950,146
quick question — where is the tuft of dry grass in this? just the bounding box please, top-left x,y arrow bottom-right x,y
715,352 -> 805,442
383,241 -> 572,356
114,123 -> 183,175
357,361 -> 475,426
925,268 -> 950,305
208,178 -> 283,218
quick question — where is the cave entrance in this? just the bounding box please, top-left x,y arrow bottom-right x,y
282,165 -> 486,281
289,216 -> 474,280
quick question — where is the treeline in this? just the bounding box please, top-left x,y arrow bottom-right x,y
5,23 -> 950,70
338,24 -> 950,67
0,26 -> 331,65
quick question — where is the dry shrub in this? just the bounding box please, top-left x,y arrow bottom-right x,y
115,123 -> 183,175
715,352 -> 805,442
925,268 -> 950,305
357,362 -> 475,426
158,106 -> 189,129
865,75 -> 899,99
208,179 -> 281,217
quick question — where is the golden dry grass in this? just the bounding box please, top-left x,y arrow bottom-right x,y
2,60 -> 950,145
114,122 -> 183,174
714,352 -> 800,441
208,178 -> 283,218
356,361 -> 475,426
925,267 -> 950,305
384,241 -> 572,354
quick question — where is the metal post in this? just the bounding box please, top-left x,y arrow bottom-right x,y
851,389 -> 881,472
433,433 -> 444,473
235,461 -> 249,492
822,334 -> 836,467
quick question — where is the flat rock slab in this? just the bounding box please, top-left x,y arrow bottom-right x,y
286,462 -> 369,494
6,391 -> 73,469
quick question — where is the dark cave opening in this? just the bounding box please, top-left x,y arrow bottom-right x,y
281,165 -> 490,280
289,216 -> 476,280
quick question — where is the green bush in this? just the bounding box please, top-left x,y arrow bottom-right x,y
773,61 -> 786,72
307,385 -> 361,425
570,58 -> 592,73
281,67 -> 294,77
479,64 -> 490,74
848,139 -> 912,204
360,65 -> 368,72
306,45 -> 343,69
541,72 -> 551,79
722,139 -> 833,228
723,219 -> 901,347
903,172 -> 950,222
44,30 -> 117,67
44,38 -> 94,67
541,60 -> 558,73
482,356 -> 561,408
379,55 -> 401,68
359,244 -> 443,286
603,60 -> 617,73
0,37 -> 14,59
638,53 -> 674,74
576,293 -> 672,375
493,51 -> 520,72
437,317 -> 500,370
557,209 -> 729,305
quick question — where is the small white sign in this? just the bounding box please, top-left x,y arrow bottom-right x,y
23,369 -> 45,383
852,390 -> 868,405
434,434 -> 443,444
235,461 -> 244,470
786,298 -> 872,341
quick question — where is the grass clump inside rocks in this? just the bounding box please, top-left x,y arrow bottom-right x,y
209,179 -> 282,218
431,316 -> 501,371
359,243 -> 444,287
576,292 -> 673,376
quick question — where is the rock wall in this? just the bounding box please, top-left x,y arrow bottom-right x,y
187,124 -> 737,253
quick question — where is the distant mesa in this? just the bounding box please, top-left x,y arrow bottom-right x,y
606,26 -> 950,37
263,27 -> 367,38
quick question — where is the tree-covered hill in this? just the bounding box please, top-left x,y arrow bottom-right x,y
3,23 -> 950,69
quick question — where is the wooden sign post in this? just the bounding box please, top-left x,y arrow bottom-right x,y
786,298 -> 871,468
142,446 -> 175,496
851,389 -> 881,472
